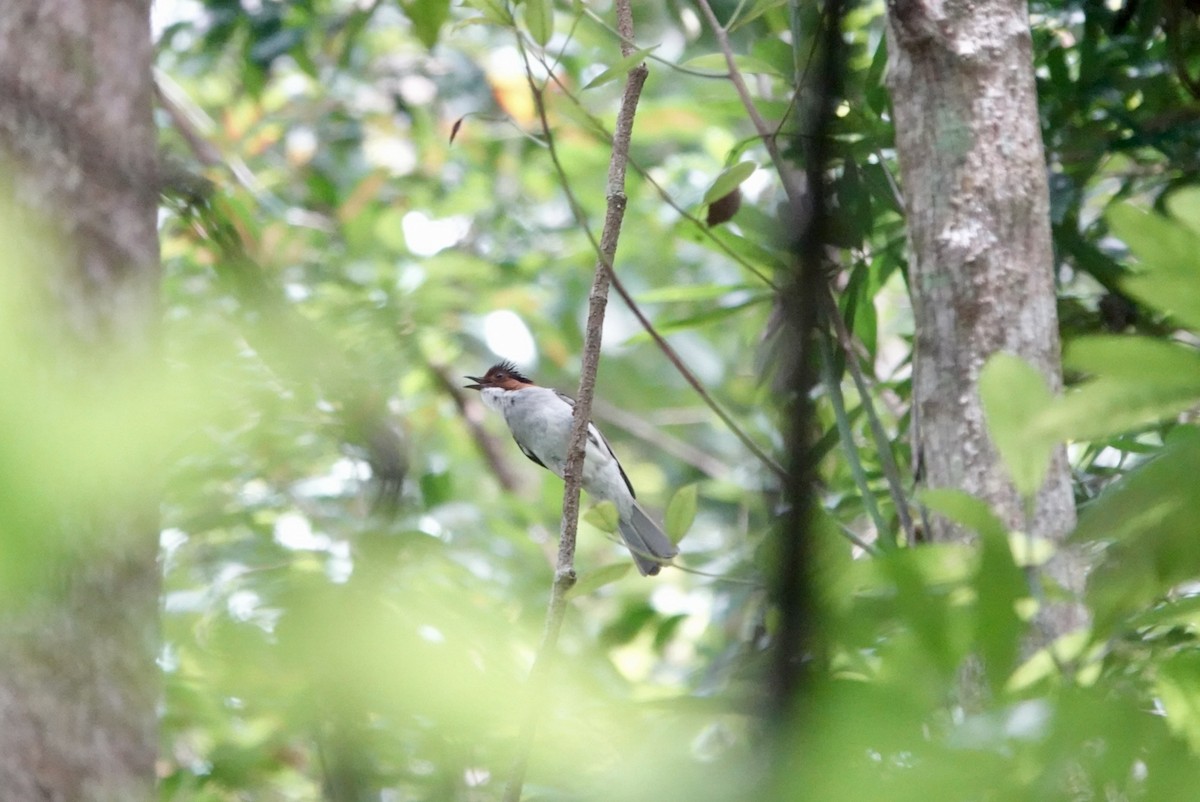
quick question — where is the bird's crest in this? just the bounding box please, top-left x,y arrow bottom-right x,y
486,360 -> 535,386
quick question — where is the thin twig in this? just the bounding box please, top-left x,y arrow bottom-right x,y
694,0 -> 803,205
592,399 -> 729,480
501,5 -> 646,800
694,0 -> 914,535
628,155 -> 780,289
154,69 -> 282,212
836,522 -> 880,556
820,289 -> 914,545
817,327 -> 889,539
577,6 -> 733,79
523,45 -> 782,291
603,265 -> 788,480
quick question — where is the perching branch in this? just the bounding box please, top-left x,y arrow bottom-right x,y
501,4 -> 646,800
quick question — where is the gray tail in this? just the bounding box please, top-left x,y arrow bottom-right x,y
619,503 -> 679,576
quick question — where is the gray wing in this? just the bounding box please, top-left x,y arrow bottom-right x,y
553,390 -> 636,499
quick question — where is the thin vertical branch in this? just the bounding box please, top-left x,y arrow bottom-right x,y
769,0 -> 845,725
821,289 -> 915,546
501,4 -> 646,801
692,0 -> 836,716
694,0 -> 801,206
694,0 -> 913,547
817,327 -> 890,540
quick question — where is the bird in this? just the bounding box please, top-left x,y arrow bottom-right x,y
465,361 -> 678,576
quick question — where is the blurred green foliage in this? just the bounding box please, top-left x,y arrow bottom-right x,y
141,0 -> 1200,800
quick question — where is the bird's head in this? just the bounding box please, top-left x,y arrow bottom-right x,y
465,360 -> 536,391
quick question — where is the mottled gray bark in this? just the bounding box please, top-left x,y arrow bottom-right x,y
884,0 -> 1087,641
0,1 -> 160,799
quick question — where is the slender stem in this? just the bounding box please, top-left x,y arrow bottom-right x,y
694,0 -> 803,205
820,290 -> 914,546
817,327 -> 890,542
578,6 -> 734,78
628,155 -> 779,289
693,0 -> 913,540
592,399 -> 730,479
768,0 -> 844,732
603,265 -> 788,480
501,4 -> 646,800
524,46 -> 781,290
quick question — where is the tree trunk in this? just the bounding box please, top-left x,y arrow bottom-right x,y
0,1 -> 160,799
884,0 -> 1087,642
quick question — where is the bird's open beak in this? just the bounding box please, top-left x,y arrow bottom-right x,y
464,376 -> 484,390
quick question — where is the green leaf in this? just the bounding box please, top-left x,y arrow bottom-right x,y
870,547 -> 968,675
728,0 -> 793,31
583,500 -> 619,533
840,542 -> 974,594
1074,426 -> 1200,547
1007,630 -> 1093,692
975,516 -> 1026,692
1128,593 -> 1200,630
1065,336 -> 1200,382
1156,651 -> 1200,753
918,488 -> 1024,690
566,562 -> 631,598
599,601 -> 655,645
1166,186 -> 1200,238
701,162 -> 758,206
681,53 -> 783,77
693,226 -> 789,275
405,0 -> 452,48
583,46 -> 658,90
635,283 -> 752,304
1037,337 -> 1200,441
980,353 -> 1056,497
1109,203 -> 1200,330
917,488 -> 1008,540
1007,532 -> 1055,568
840,261 -> 878,358
419,471 -> 452,506
458,0 -> 511,26
652,613 -> 688,650
664,484 -> 698,544
1077,428 -> 1200,634
622,295 -> 769,344
372,207 -> 408,254
522,0 -> 553,46
750,37 -> 795,80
